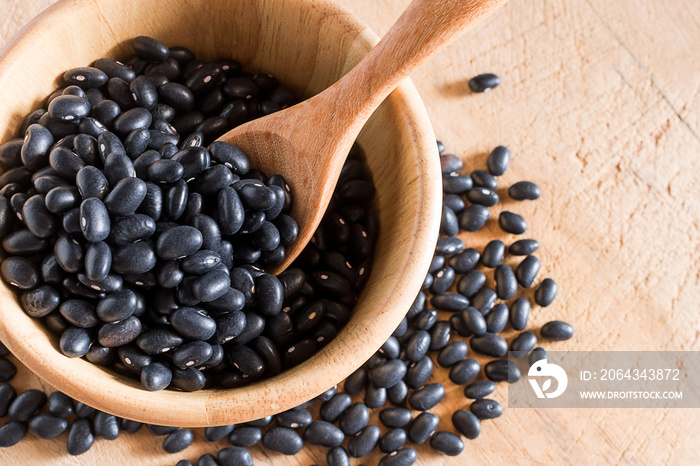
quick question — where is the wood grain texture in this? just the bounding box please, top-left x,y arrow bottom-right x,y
1,0 -> 699,464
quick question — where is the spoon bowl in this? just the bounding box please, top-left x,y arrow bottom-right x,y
0,0 -> 442,426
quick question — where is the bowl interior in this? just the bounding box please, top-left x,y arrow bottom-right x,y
0,0 -> 441,426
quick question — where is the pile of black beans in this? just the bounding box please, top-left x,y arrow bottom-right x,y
0,36 -> 377,392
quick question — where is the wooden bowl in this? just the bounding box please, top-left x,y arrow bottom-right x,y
0,0 -> 442,426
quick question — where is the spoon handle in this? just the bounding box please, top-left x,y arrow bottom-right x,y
333,0 -> 508,122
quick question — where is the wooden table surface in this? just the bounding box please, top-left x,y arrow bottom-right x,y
1,0 -> 699,464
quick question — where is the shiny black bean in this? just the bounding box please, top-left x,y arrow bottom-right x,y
471,287 -> 497,313
0,138 -> 23,167
103,153 -> 135,187
509,180 -> 541,200
190,269 -> 229,302
91,100 -> 121,129
484,359 -> 521,383
64,66 -> 108,89
275,408 -> 311,430
471,332 -> 508,357
45,186 -> 80,214
93,411 -> 119,440
170,367 -> 206,392
0,359 -> 15,383
429,321 -> 451,351
513,255 -> 540,288
511,330 -> 538,352
327,446 -> 350,466
387,381 -> 408,405
156,225 -> 202,260
218,446 -> 253,466
1,256 -> 39,290
80,197 -> 110,242
471,169 -> 497,190
456,270 -> 485,299
66,418 -> 95,455
471,399 -> 504,420
158,82 -> 194,113
93,58 -> 136,82
342,367 -> 366,395
217,187 -> 244,235
172,341 -> 212,369
480,240 -> 504,268
59,299 -> 99,328
414,309 -> 438,330
348,424 -> 380,458
8,389 -> 46,422
85,344 -> 116,366
486,145 -> 510,176
48,95 -> 90,122
437,341 -> 469,367
509,239 -> 539,256
141,362 -> 172,391
449,358 -> 480,385
458,204 -> 489,231
119,418 -> 142,434
225,345 -> 263,377
109,214 -> 156,246
21,124 -> 54,171
405,356 -> 433,389
486,303 -> 509,333
49,146 -> 85,179
47,392 -> 73,418
76,166 -> 109,200
158,428 -> 193,454
499,211 -> 527,235
124,128 -> 151,157
430,292 -> 469,312
405,330 -> 430,362
430,431 -> 464,456
273,215 -> 299,246
82,241 -> 110,281
378,428 -> 406,454
508,297 -> 530,331
435,237 -> 463,256
339,402 -> 369,436
408,383 -> 445,411
379,408 -> 412,429
407,412 -> 438,445
440,206 -> 458,236
262,427 -> 303,455
442,173 -> 472,194
364,384 -> 387,409
529,347 -> 548,365
461,307 -> 487,336
97,316 -> 142,347
172,147 -> 209,180
112,241 -> 157,275
169,307 -> 215,340
104,177 -> 147,216
254,273 -> 283,316
0,421 -> 27,447
320,393 -> 352,423
132,36 -> 169,62
118,345 -> 152,372
53,234 -> 83,273
467,187 -> 499,206
442,195 -> 465,215
228,426 -> 262,447
379,447 -> 417,466
20,285 -> 60,317
464,380 -> 496,399
231,312 -> 264,345
541,320 -> 573,340
535,278 -> 558,307
495,264 -> 517,299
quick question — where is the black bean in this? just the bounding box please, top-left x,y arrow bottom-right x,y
195,453 -> 218,466
0,421 -> 27,447
511,330 -> 538,352
442,173 -> 472,194
529,347 -> 548,366
60,325 -> 92,359
226,345 -> 264,377
79,197 -> 110,242
509,180 -> 541,200
456,270 -> 485,299
467,187 -> 499,206
435,237 -> 463,256
103,153 -> 135,186
365,384 -> 387,409
162,428 -> 194,454
509,239 -> 540,255
429,321 -> 451,351
339,402 -> 369,436
8,389 -> 46,422
97,316 -> 142,347
515,255 -> 540,288
379,447 -> 417,466
541,320 -> 573,340
27,413 -> 68,440
319,393 -> 351,423
47,391 -> 73,417
48,95 -> 90,122
449,358 -> 480,385
494,263 -> 516,299
414,309 -> 438,330
0,359 -> 16,383
430,431 -> 464,456
76,166 -> 109,200
231,312 -> 264,345
464,380 -> 496,399
485,303 -> 508,333
49,146 -> 85,179
378,428 -> 406,454
59,299 -> 99,328
141,362 -> 172,391
437,341 -> 469,367
481,240 -> 505,268
535,278 -> 558,307
147,424 -> 179,436
470,399 -> 503,420
228,426 -> 262,447
45,186 -> 80,214
262,427 -> 303,455
405,356 -> 433,389
276,408 -> 312,429
303,420 -> 344,447
440,206 -> 459,236
471,287 -> 497,313
430,292 -> 469,312
93,411 -> 119,440
499,211 -> 527,235
486,145 -> 510,176
484,359 -> 521,383
405,330 -> 431,362
386,381 -> 408,406
409,383 -> 445,411
93,58 -> 136,82
348,424 -> 380,458
472,332 -> 508,357
1,256 -> 39,290
73,402 -> 94,418
119,418 -> 142,434
461,307 -> 487,336
104,177 -> 147,217
218,446 -> 253,466
83,242 -> 111,281
508,297 -> 530,331
0,138 -> 23,167
379,407 -> 412,429
468,73 -> 500,93
471,169 -> 497,190
64,67 -> 108,89
452,409 -> 481,439
407,412 -> 438,444
132,36 -> 170,62
20,284 -> 60,317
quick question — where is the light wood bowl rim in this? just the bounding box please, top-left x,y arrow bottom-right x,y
0,0 -> 442,426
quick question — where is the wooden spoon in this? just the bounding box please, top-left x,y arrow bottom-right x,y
219,0 -> 508,273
